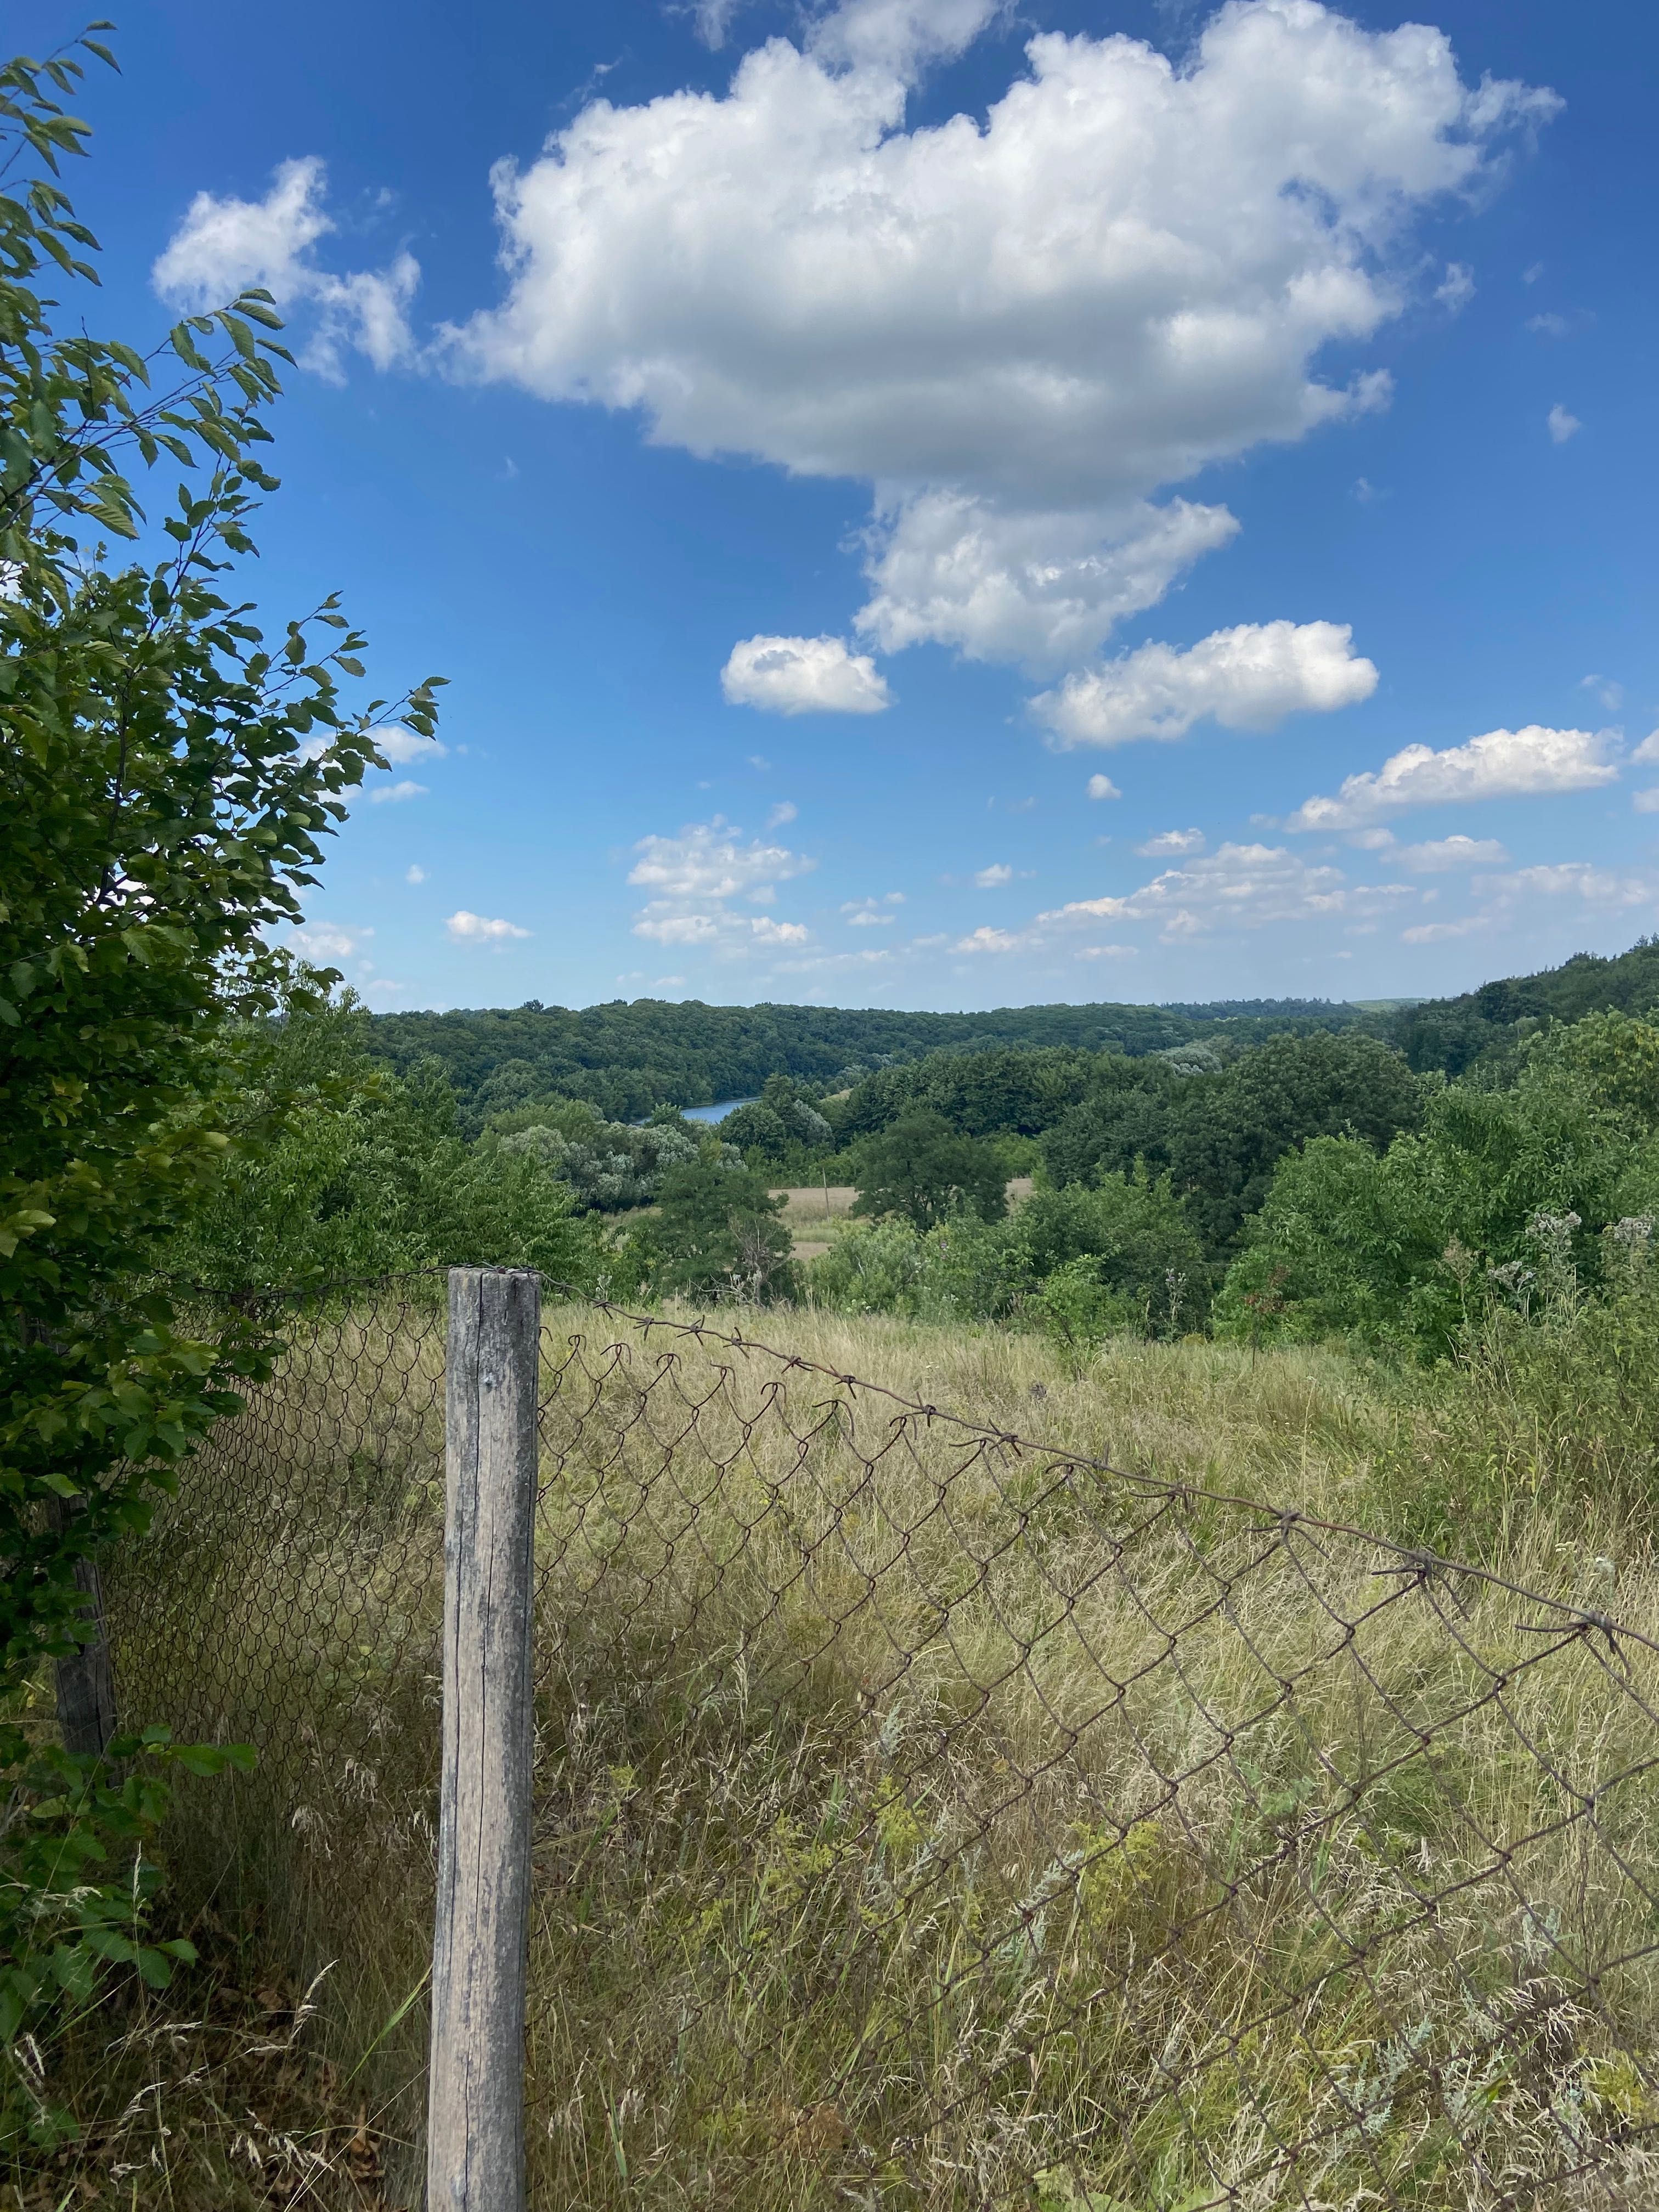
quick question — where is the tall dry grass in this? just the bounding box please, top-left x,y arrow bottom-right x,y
85,1299 -> 1659,2209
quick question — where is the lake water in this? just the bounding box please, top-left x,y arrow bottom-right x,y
682,1098 -> 756,1125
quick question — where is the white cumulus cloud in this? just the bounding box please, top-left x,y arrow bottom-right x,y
974,862 -> 1014,887
369,779 -> 427,805
1394,834 -> 1509,870
1037,841 -> 1412,943
1547,402 -> 1581,443
1136,828 -> 1206,856
290,923 -> 369,963
447,3 -> 1552,668
1286,726 -> 1617,831
628,816 -> 815,949
153,156 -> 418,380
1035,619 -> 1378,747
377,724 -> 448,764
721,634 -> 891,714
447,910 -> 531,943
1401,861 -> 1659,943
855,493 -> 1240,669
1087,774 -> 1121,801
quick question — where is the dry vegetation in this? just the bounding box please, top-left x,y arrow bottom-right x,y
774,1180 -> 1036,1262
38,1305 -> 1659,2209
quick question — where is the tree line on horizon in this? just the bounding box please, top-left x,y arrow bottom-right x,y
362,935 -> 1659,1124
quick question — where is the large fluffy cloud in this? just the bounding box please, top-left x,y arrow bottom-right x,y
855,494 -> 1239,668
628,817 -> 815,947
1034,619 -> 1378,746
153,157 -> 417,379
448,0 -> 1551,665
721,634 -> 891,714
1286,726 -> 1617,830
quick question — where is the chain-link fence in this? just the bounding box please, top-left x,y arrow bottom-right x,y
105,1278 -> 1659,2209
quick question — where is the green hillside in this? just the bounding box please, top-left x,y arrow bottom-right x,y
367,994 -> 1369,1122
364,936 -> 1659,1124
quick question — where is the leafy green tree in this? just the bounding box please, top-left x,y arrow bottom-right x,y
0,27 -> 439,2068
165,992 -> 599,1288
1217,1014 -> 1659,1356
805,1216 -> 928,1316
722,1074 -> 833,1162
1037,1057 -> 1182,1189
1006,1176 -> 1208,1334
1164,1032 -> 1423,1253
652,1155 -> 798,1302
852,1112 -> 1008,1232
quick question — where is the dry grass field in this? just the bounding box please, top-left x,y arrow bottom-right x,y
776,1179 -> 1035,1261
63,1304 -> 1659,2210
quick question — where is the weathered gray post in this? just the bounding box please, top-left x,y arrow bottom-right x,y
427,1268 -> 540,2212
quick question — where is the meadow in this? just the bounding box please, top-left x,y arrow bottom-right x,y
67,1299 -> 1659,2211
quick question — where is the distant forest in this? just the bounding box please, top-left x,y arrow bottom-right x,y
369,995 -> 1369,1123
367,938 -> 1659,1123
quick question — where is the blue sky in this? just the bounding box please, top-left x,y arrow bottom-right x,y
24,0 -> 1659,1011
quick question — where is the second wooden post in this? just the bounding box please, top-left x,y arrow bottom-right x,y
427,1267 -> 540,2212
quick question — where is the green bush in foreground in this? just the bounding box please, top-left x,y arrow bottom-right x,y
0,25 -> 436,2106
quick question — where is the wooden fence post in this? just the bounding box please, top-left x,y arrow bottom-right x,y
427,1268 -> 540,2212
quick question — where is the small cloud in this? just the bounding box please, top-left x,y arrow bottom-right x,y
1435,262 -> 1474,311
369,778 -> 427,805
1395,834 -> 1510,871
447,910 -> 531,943
1634,789 -> 1659,815
1076,944 -> 1137,959
843,891 -> 907,927
405,864 -> 426,884
1526,312 -> 1568,338
1135,827 -> 1205,857
378,725 -> 447,763
1522,261 -> 1545,284
1347,828 -> 1396,850
290,923 -> 369,963
1288,725 -> 1616,831
721,634 -> 890,716
1548,403 -> 1581,444
765,799 -> 798,829
1351,477 -> 1388,504
748,754 -> 772,771
1087,774 -> 1121,800
953,926 -> 1022,952
1581,673 -> 1624,712
1035,619 -> 1378,749
1633,731 -> 1659,765
1402,916 -> 1488,944
151,155 -> 417,382
974,862 -> 1014,888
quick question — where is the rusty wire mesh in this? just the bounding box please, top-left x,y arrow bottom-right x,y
105,1279 -> 1659,2210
